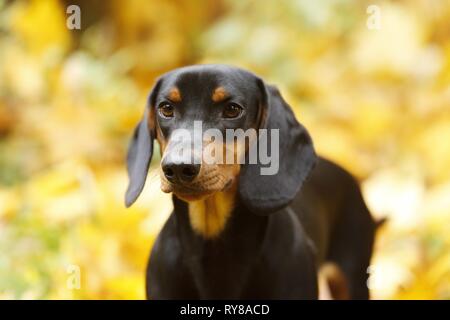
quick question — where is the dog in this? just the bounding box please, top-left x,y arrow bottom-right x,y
125,64 -> 377,299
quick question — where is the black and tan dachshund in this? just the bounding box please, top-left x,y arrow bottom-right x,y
125,64 -> 377,299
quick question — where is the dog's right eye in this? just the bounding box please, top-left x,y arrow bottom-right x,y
222,103 -> 243,119
158,103 -> 174,118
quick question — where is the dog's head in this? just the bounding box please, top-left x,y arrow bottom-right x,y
125,65 -> 316,214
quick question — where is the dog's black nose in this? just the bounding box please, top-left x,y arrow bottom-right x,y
162,161 -> 200,183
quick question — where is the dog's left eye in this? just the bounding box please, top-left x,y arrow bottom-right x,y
158,103 -> 174,118
222,103 -> 243,119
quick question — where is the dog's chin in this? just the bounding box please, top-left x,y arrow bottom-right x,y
160,178 -> 234,203
174,192 -> 212,202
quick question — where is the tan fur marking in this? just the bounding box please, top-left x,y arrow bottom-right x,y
168,87 -> 181,102
212,86 -> 229,103
151,107 -> 166,156
188,181 -> 237,238
156,128 -> 167,155
147,106 -> 156,136
319,263 -> 350,300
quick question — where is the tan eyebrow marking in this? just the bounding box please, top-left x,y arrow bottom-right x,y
168,87 -> 181,102
212,86 -> 229,103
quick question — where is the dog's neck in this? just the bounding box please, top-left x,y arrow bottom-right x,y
186,182 -> 238,238
171,185 -> 268,243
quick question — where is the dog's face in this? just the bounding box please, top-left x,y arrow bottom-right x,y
126,64 -> 316,214
152,66 -> 264,201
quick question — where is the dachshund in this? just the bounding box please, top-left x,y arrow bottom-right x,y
125,64 -> 377,299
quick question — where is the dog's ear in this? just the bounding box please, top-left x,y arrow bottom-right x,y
239,81 -> 317,214
125,79 -> 161,207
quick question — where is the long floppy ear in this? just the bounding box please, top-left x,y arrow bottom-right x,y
239,82 -> 317,214
125,80 -> 161,207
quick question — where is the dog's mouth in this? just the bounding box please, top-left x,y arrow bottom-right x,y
160,172 -> 235,202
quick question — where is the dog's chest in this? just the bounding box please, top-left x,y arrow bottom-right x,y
184,238 -> 257,298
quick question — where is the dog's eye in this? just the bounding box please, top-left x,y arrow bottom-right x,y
158,103 -> 174,118
222,103 -> 243,119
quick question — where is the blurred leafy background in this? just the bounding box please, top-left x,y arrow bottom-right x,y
0,0 -> 449,299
